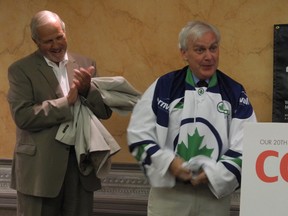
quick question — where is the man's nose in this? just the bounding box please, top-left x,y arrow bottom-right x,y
51,40 -> 61,49
204,50 -> 213,59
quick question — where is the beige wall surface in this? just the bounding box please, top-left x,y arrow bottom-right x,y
1,0 -> 287,162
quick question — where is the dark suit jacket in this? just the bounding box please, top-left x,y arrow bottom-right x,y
7,50 -> 112,197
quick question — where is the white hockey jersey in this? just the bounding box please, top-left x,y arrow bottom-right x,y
127,66 -> 257,198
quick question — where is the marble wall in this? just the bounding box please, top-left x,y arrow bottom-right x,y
1,0 -> 287,162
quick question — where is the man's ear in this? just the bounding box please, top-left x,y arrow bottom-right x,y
32,38 -> 39,47
180,49 -> 188,61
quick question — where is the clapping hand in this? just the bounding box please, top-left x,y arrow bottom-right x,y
73,66 -> 94,97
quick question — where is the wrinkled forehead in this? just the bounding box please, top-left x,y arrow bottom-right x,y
189,30 -> 218,43
188,31 -> 219,47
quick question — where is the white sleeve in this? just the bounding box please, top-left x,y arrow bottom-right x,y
127,81 -> 176,187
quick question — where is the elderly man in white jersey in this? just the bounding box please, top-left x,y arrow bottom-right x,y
127,20 -> 257,216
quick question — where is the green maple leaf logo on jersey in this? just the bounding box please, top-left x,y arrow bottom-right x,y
176,128 -> 214,161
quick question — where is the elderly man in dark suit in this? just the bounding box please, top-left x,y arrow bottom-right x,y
7,10 -> 112,216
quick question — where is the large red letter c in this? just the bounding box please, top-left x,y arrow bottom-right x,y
255,150 -> 278,183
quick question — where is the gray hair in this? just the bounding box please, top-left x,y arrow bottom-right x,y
30,10 -> 65,41
178,21 -> 221,51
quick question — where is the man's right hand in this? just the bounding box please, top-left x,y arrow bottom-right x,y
67,84 -> 78,105
169,156 -> 193,182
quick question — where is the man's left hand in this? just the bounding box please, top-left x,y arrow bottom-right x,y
191,169 -> 209,186
73,66 -> 94,97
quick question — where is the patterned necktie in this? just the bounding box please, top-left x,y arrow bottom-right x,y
197,80 -> 208,87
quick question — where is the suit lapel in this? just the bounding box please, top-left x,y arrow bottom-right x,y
67,53 -> 79,87
35,52 -> 80,98
35,51 -> 64,98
